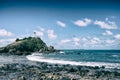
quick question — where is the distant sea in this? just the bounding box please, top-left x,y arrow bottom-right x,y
27,50 -> 120,69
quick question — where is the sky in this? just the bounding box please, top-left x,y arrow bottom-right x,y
0,0 -> 120,49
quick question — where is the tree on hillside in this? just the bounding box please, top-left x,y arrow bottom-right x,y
16,38 -> 20,42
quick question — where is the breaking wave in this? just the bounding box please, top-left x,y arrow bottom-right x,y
26,53 -> 120,69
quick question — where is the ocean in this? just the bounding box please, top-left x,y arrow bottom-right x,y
0,50 -> 120,69
27,50 -> 120,69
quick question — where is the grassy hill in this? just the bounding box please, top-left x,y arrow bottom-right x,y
0,37 -> 56,55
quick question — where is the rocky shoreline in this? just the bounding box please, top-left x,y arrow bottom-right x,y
0,61 -> 120,80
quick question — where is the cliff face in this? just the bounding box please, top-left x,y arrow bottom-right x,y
0,37 -> 56,55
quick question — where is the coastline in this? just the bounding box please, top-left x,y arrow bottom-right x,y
0,55 -> 120,80
26,54 -> 120,69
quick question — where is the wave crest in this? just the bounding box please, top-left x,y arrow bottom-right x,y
26,54 -> 120,69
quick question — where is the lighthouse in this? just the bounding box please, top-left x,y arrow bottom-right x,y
34,31 -> 37,37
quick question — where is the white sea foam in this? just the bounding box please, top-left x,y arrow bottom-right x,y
59,51 -> 65,54
31,53 -> 43,56
26,54 -> 120,69
112,55 -> 119,58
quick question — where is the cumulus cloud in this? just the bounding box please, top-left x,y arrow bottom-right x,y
106,40 -> 115,44
58,36 -> 120,49
80,37 -> 115,48
94,20 -> 117,29
73,37 -> 80,46
73,37 -> 80,42
34,27 -> 58,40
91,37 -> 101,44
74,18 -> 92,27
102,30 -> 113,36
47,30 -> 57,39
0,38 -> 15,47
60,39 -> 71,44
34,30 -> 44,38
57,21 -> 66,27
114,34 -> 120,39
0,29 -> 13,37
81,37 -> 87,41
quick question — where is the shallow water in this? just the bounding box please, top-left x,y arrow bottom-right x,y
0,50 -> 120,69
0,55 -> 37,66
27,50 -> 120,69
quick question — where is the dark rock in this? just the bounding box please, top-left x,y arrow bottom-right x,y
19,76 -> 26,80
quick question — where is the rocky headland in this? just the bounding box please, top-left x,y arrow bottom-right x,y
0,37 -> 58,55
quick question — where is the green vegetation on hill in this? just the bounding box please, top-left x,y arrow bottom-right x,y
0,37 -> 57,55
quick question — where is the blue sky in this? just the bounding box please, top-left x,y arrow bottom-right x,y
0,0 -> 120,49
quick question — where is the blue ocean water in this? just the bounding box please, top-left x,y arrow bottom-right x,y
43,50 -> 120,63
27,50 -> 120,69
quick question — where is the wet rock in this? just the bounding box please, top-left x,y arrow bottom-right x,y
0,62 -> 120,80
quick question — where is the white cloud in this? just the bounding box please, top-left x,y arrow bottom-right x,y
114,34 -> 120,39
74,18 -> 92,27
47,30 -> 57,39
60,39 -> 71,44
34,30 -> 44,38
91,37 -> 101,44
94,20 -> 117,29
57,21 -> 66,27
0,29 -> 13,37
106,40 -> 115,44
102,30 -> 113,36
0,38 -> 15,47
57,36 -> 120,49
81,37 -> 87,41
79,37 -> 118,48
33,27 -> 46,38
73,37 -> 80,46
73,37 -> 80,42
34,27 -> 57,40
